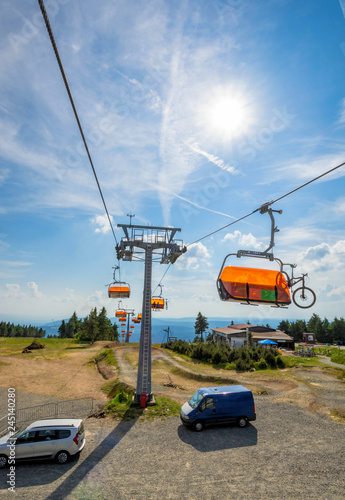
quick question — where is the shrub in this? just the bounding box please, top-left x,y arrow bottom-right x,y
265,351 -> 277,368
255,358 -> 268,370
225,362 -> 237,370
236,358 -> 252,372
276,355 -> 285,368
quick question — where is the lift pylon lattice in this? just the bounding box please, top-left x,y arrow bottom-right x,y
116,224 -> 186,404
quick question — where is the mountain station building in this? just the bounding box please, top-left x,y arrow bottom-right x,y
211,323 -> 294,349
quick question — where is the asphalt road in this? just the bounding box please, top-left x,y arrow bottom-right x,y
1,398 -> 345,499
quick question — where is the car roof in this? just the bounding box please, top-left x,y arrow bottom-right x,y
199,385 -> 251,395
26,419 -> 83,430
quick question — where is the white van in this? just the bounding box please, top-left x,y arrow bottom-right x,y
0,418 -> 85,467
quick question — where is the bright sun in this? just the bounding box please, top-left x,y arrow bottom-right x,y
206,92 -> 252,139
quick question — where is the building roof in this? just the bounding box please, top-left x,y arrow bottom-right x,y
212,327 -> 246,336
211,323 -> 293,342
251,330 -> 293,342
228,323 -> 256,330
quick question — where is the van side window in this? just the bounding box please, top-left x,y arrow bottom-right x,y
17,431 -> 37,444
56,430 -> 71,439
200,397 -> 214,411
36,430 -> 57,441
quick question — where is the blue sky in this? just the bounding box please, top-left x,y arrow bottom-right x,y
1,0 -> 345,325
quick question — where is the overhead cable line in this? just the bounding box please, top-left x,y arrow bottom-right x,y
37,0 -> 118,245
152,263 -> 172,296
269,160 -> 345,205
187,159 -> 345,247
146,164 -> 345,293
154,159 -> 345,290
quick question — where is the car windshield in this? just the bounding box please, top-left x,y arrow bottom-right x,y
188,390 -> 204,409
7,428 -> 24,440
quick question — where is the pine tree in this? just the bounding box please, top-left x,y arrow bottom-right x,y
81,308 -> 99,343
194,312 -> 209,343
58,320 -> 67,338
278,320 -> 290,333
111,322 -> 119,342
98,307 -> 113,340
66,312 -> 80,338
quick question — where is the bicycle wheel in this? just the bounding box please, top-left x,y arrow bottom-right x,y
292,287 -> 316,309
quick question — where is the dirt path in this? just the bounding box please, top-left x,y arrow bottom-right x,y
0,342 -> 111,402
317,355 -> 345,369
114,346 -> 345,422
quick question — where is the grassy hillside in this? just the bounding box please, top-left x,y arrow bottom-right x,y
0,337 -> 90,358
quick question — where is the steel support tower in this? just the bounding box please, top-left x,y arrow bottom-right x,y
116,224 -> 186,403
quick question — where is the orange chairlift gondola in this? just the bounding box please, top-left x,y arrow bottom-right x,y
108,266 -> 130,299
116,310 -> 127,318
217,204 -> 316,309
151,284 -> 167,311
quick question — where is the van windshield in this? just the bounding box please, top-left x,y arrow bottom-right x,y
188,390 -> 204,409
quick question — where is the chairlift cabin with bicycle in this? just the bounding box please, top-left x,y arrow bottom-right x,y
218,266 -> 291,306
217,205 -> 316,309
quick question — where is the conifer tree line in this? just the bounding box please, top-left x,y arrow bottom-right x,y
278,313 -> 345,343
58,307 -> 119,342
0,322 -> 45,338
193,312 -> 345,345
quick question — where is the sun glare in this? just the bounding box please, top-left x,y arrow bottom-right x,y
206,91 -> 253,140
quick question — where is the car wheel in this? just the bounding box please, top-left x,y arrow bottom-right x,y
55,450 -> 70,464
0,455 -> 8,468
192,421 -> 204,432
237,417 -> 248,428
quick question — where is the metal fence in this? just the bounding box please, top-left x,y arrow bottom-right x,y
0,397 -> 94,437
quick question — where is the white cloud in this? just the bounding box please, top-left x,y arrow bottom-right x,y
222,230 -> 264,250
0,260 -> 32,267
297,240 -> 345,272
0,167 -> 9,186
27,281 -> 43,299
338,97 -> 345,125
90,214 -> 115,234
5,284 -> 23,296
176,242 -> 211,270
326,285 -> 345,297
340,0 -> 345,18
269,152 -> 345,184
186,141 -> 239,174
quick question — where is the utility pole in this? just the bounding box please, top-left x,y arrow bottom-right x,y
125,310 -> 134,343
116,224 -> 186,404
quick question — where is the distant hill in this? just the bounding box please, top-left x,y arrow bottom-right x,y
37,316 -> 287,342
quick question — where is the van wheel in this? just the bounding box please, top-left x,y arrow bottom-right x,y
193,421 -> 204,432
56,450 -> 70,464
0,455 -> 8,468
237,417 -> 248,428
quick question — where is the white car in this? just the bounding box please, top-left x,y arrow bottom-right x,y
0,418 -> 85,467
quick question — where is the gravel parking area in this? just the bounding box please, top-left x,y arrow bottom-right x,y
1,398 -> 344,499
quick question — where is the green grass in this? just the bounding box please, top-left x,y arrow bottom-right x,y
323,367 -> 345,381
283,356 -> 324,368
329,350 -> 345,366
94,348 -> 118,368
104,382 -> 181,421
0,337 -> 86,357
330,408 -> 345,422
170,366 -> 238,385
